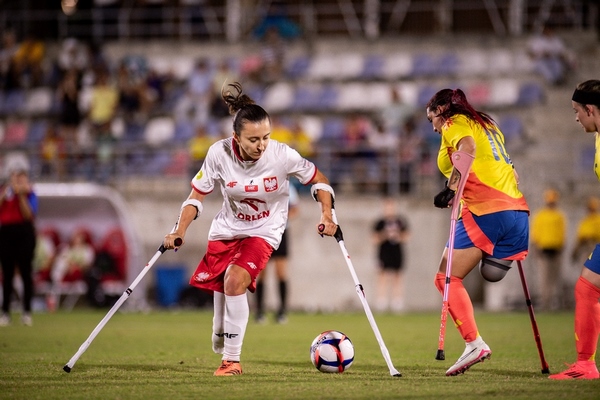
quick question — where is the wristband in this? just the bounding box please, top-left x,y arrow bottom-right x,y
181,199 -> 203,220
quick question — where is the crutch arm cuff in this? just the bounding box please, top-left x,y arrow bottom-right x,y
311,183 -> 335,203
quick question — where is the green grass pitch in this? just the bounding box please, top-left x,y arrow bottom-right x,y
0,310 -> 598,399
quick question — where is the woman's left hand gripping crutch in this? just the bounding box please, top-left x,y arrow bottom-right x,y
435,150 -> 474,361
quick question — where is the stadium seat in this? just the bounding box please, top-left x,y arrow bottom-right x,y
97,227 -> 128,284
410,53 -> 437,77
144,116 -> 176,146
291,85 -> 317,112
319,117 -> 345,146
335,83 -> 369,111
436,52 -> 460,76
360,54 -> 384,79
416,85 -> 438,107
263,82 -> 294,112
315,84 -> 339,110
517,82 -> 545,106
173,119 -> 195,143
465,82 -> 491,108
1,89 -> 26,115
285,55 -> 310,79
23,87 -> 54,115
457,49 -> 488,77
27,119 -> 48,144
488,79 -> 520,108
382,53 -> 413,79
2,119 -> 29,145
488,49 -> 514,76
498,114 -> 524,143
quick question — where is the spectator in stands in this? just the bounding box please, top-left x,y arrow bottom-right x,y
39,123 -> 66,180
11,32 -> 46,88
531,188 -> 567,310
117,58 -> 154,120
572,196 -> 600,264
379,86 -> 415,134
0,158 -> 37,327
56,67 -> 82,148
33,228 -> 59,311
397,116 -> 426,194
368,120 -> 398,194
188,124 -> 215,179
0,29 -> 20,90
252,1 -> 301,40
87,69 -> 119,181
258,27 -> 286,84
183,57 -> 214,126
527,26 -> 575,86
270,117 -> 314,159
56,38 -> 89,77
337,114 -> 379,192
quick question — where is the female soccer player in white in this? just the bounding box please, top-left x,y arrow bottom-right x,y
163,82 -> 337,376
549,80 -> 600,380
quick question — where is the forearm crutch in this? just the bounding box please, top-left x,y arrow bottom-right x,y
63,237 -> 181,373
317,199 -> 401,377
516,260 -> 550,374
436,151 -> 474,361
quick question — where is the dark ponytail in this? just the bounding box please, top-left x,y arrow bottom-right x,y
221,82 -> 270,135
427,88 -> 496,130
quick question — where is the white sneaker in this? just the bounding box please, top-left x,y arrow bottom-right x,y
446,337 -> 492,376
0,314 -> 10,327
21,313 -> 33,327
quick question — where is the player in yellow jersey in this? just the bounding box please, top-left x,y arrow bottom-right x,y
549,80 -> 600,380
426,88 -> 530,376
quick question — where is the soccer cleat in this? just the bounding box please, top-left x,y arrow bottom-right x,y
21,314 -> 33,327
446,339 -> 492,376
549,361 -> 599,380
0,313 -> 10,327
214,360 -> 243,376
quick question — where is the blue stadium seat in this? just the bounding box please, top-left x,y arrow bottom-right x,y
498,115 -> 524,142
315,85 -> 338,110
319,117 -> 345,146
27,119 -> 48,144
517,82 -> 545,106
416,85 -> 438,107
2,89 -> 26,115
291,86 -> 316,112
360,54 -> 384,79
173,120 -> 195,143
411,54 -> 437,77
285,55 -> 310,79
436,53 -> 460,76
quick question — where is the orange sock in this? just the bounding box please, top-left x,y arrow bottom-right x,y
574,276 -> 600,362
435,273 -> 479,342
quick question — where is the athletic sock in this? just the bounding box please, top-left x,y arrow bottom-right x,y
435,273 -> 479,343
574,276 -> 600,362
223,293 -> 249,362
212,292 -> 226,354
278,280 -> 287,315
255,281 -> 264,315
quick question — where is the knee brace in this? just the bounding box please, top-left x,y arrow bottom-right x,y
479,256 -> 512,282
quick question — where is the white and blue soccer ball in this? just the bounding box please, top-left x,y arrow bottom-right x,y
310,330 -> 354,373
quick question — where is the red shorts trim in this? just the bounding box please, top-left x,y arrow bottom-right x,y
189,237 -> 274,294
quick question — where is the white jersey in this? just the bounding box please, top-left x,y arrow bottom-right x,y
191,137 -> 317,249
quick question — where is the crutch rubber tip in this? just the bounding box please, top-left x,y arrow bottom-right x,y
435,350 -> 445,360
542,368 -> 550,374
63,365 -> 71,373
393,373 -> 402,377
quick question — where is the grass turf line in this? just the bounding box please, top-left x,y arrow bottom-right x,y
0,310 -> 597,400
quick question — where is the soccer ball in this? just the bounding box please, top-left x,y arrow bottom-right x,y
310,330 -> 354,373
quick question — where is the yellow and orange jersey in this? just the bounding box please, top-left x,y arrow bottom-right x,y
437,114 -> 529,216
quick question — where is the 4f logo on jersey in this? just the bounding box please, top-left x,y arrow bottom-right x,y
226,181 -> 237,188
263,177 -> 278,192
245,179 -> 258,192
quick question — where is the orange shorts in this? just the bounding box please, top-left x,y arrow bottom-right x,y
189,237 -> 274,294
